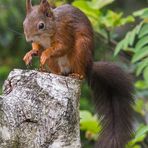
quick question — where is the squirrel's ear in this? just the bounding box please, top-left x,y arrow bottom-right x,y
40,0 -> 53,17
26,0 -> 32,14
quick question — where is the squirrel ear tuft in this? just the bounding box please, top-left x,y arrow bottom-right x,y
26,0 -> 32,14
40,0 -> 53,17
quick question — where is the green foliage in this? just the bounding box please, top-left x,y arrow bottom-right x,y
115,10 -> 148,84
80,110 -> 101,140
114,22 -> 143,56
78,4 -> 148,147
0,66 -> 10,93
133,8 -> 148,19
114,7 -> 148,57
101,10 -> 135,28
132,24 -> 148,63
126,125 -> 148,148
115,8 -> 148,147
73,0 -> 114,11
0,0 -> 28,92
135,80 -> 148,90
133,99 -> 145,115
72,0 -> 134,37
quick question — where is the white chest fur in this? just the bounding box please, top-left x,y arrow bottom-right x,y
58,55 -> 71,74
35,35 -> 71,74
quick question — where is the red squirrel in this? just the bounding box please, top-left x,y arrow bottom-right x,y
23,0 -> 134,148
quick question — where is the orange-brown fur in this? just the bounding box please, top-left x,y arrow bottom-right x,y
23,0 -> 93,78
23,1 -> 134,148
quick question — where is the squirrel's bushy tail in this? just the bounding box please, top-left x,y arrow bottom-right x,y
87,62 -> 134,148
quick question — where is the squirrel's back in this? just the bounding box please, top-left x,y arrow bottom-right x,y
53,4 -> 93,32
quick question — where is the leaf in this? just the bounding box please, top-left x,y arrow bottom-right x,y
135,125 -> 148,139
114,23 -> 143,56
138,23 -> 148,38
133,8 -> 148,19
80,110 -> 101,134
143,67 -> 148,83
135,22 -> 144,34
88,0 -> 115,10
127,125 -> 148,147
102,10 -> 134,28
120,16 -> 135,26
123,32 -> 132,48
129,29 -> 137,46
72,0 -> 100,27
127,23 -> 143,46
135,80 -> 148,89
132,46 -> 148,63
133,145 -> 141,148
142,10 -> 148,19
135,35 -> 148,51
136,58 -> 148,76
133,99 -> 144,115
114,40 -> 125,56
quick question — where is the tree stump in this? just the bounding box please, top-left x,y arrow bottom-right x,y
0,69 -> 81,148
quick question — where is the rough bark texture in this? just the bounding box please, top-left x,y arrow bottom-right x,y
0,69 -> 81,148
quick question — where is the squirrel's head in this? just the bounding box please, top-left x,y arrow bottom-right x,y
23,0 -> 55,43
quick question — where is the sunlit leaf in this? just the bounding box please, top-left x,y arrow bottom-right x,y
88,0 -> 114,10
135,36 -> 148,51
120,16 -> 135,26
135,125 -> 148,139
115,23 -> 143,56
136,58 -> 148,76
133,8 -> 148,19
127,125 -> 148,147
80,110 -> 101,134
114,40 -> 124,56
143,67 -> 148,83
138,23 -> 148,38
135,80 -> 148,89
132,46 -> 148,63
72,0 -> 100,26
133,99 -> 144,115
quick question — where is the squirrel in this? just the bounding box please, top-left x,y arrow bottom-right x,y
23,0 -> 134,148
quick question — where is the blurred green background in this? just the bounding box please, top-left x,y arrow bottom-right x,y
0,0 -> 148,147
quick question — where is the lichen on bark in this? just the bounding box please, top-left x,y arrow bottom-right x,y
0,69 -> 81,148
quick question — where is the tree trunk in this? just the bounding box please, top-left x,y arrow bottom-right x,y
0,69 -> 81,148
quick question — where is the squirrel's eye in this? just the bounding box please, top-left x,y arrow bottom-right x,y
38,22 -> 45,30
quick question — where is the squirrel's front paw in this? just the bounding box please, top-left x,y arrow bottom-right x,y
69,73 -> 84,80
40,51 -> 50,65
23,50 -> 38,65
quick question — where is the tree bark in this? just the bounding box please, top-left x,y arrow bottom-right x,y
0,69 -> 82,148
